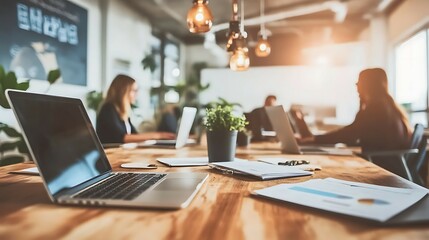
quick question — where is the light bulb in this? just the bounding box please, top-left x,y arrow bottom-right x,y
255,38 -> 271,57
187,0 -> 213,33
230,47 -> 250,71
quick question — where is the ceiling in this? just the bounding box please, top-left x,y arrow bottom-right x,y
124,0 -> 402,45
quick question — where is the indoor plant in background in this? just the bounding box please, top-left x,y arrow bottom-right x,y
0,65 -> 60,166
86,90 -> 103,112
204,105 -> 247,162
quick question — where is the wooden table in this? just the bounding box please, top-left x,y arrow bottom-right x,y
0,143 -> 428,239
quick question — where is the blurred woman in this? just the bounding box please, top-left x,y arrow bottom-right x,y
300,68 -> 412,152
96,74 -> 175,144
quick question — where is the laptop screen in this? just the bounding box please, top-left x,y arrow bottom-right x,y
8,91 -> 111,196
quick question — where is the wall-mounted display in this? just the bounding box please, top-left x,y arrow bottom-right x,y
0,0 -> 88,86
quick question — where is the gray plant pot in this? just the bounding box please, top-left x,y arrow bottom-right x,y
206,129 -> 237,162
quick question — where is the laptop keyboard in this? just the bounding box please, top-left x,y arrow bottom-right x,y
73,173 -> 166,200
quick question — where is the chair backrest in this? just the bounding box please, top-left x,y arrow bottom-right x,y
410,124 -> 425,149
408,124 -> 427,186
246,108 -> 274,141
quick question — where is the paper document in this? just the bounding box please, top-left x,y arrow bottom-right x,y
209,160 -> 313,180
318,147 -> 354,156
157,157 -> 209,166
9,167 -> 40,175
257,158 -> 322,171
253,178 -> 429,222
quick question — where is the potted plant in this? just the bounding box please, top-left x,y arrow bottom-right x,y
204,105 -> 247,162
0,65 -> 60,166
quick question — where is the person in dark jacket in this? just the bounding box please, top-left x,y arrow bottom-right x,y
247,95 -> 278,141
300,68 -> 412,152
96,74 -> 175,144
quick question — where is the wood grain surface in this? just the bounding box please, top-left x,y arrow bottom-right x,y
0,143 -> 428,240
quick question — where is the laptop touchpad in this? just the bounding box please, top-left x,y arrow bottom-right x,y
154,178 -> 199,191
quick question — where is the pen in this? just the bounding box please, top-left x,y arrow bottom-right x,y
278,160 -> 310,166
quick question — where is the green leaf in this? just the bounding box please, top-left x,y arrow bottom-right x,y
203,105 -> 248,132
47,69 -> 61,84
0,155 -> 25,166
3,126 -> 21,138
199,83 -> 210,91
17,139 -> 29,154
16,81 -> 30,91
142,55 -> 156,73
4,71 -> 18,89
0,141 -> 19,153
0,65 -> 5,82
86,91 -> 103,111
0,82 -> 9,109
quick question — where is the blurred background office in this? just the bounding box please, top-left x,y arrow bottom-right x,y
1,0 -> 429,146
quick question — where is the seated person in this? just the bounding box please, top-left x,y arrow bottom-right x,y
96,74 -> 176,144
299,68 -> 412,176
157,104 -> 181,133
247,95 -> 278,141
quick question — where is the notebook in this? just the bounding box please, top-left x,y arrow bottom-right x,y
209,160 -> 313,180
6,90 -> 208,209
265,105 -> 353,156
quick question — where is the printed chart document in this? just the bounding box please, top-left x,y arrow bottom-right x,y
253,178 -> 429,222
209,160 -> 313,180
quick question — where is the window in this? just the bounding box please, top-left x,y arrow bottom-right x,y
149,34 -> 181,109
394,30 -> 428,111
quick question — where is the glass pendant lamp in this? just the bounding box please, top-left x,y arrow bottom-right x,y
255,0 -> 271,57
230,37 -> 250,71
229,0 -> 250,71
187,0 -> 213,33
255,37 -> 271,57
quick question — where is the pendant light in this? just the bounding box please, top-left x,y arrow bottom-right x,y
255,0 -> 271,57
187,0 -> 213,33
229,0 -> 250,71
226,0 -> 240,52
229,36 -> 250,71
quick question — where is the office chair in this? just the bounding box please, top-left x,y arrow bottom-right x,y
246,108 -> 274,142
362,124 -> 427,186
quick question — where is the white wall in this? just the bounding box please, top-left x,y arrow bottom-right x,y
104,0 -> 154,123
185,44 -> 228,78
200,41 -> 367,125
201,66 -> 362,125
368,15 -> 388,68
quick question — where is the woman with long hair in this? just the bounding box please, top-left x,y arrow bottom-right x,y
96,74 -> 175,144
300,68 -> 412,152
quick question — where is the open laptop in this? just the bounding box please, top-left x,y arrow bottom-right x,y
151,106 -> 197,148
288,108 -> 313,139
6,90 -> 208,209
102,107 -> 197,149
265,105 -> 352,155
